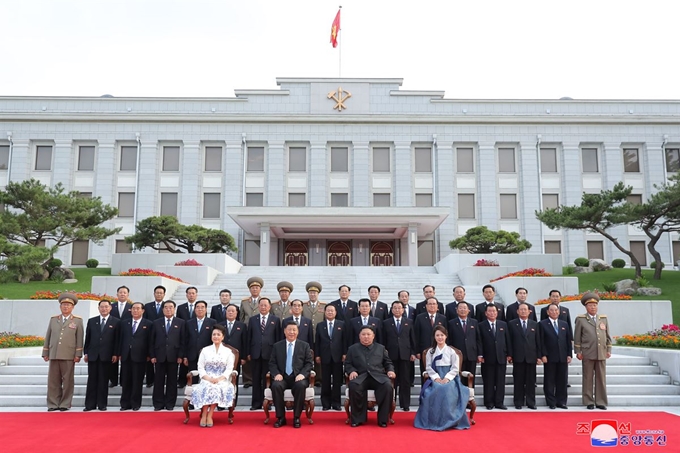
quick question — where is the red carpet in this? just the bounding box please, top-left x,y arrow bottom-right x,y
2,411 -> 677,452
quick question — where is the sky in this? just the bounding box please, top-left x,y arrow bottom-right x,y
1,0 -> 679,100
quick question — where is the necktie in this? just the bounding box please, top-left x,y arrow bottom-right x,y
430,315 -> 434,327
101,317 -> 106,332
62,316 -> 67,325
189,304 -> 195,318
329,322 -> 333,339
491,322 -> 496,336
295,317 -> 299,326
120,303 -> 125,316
261,315 -> 266,333
553,321 -> 558,334
396,319 -> 401,334
197,319 -> 203,331
342,302 -> 346,313
462,319 -> 467,332
156,303 -> 161,314
228,322 -> 233,335
286,342 -> 293,375
222,306 -> 226,318
522,320 -> 527,333
371,303 -> 376,316
132,320 -> 138,334
363,317 -> 368,326
166,319 -> 171,334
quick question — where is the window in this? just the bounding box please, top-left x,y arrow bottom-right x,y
544,241 -> 561,254
288,193 -> 306,207
456,148 -> 474,173
542,194 -> 559,210
160,192 -> 178,217
372,147 -> 390,172
665,148 -> 680,173
35,145 -> 52,170
627,194 -> 642,205
245,192 -> 264,207
162,146 -> 180,171
457,194 -> 475,219
204,146 -> 222,171
498,148 -> 515,173
414,147 -> 432,172
203,193 -> 221,218
247,146 -> 264,171
623,148 -> 640,173
0,145 -> 10,170
78,192 -> 92,199
78,146 -> 95,171
540,148 -> 557,173
587,240 -> 604,260
331,147 -> 348,172
499,194 -> 517,219
71,240 -> 89,265
582,148 -> 599,173
117,193 -> 135,217
120,146 -> 137,171
415,193 -> 433,207
331,193 -> 348,207
373,193 -> 390,207
115,239 -> 132,254
288,147 -> 306,172
630,241 -> 647,266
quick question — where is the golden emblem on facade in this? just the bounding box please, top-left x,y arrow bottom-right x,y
327,87 -> 351,111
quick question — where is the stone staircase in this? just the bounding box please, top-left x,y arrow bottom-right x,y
1,353 -> 678,410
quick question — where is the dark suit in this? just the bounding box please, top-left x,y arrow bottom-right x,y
413,312 -> 447,354
315,320 -> 347,409
248,313 -> 282,409
345,342 -> 395,425
540,318 -> 573,407
283,316 -> 314,351
478,319 -> 510,408
210,304 -> 231,323
475,302 -> 506,323
176,302 -> 196,320
329,299 -> 359,323
445,301 -> 476,321
119,317 -> 153,410
540,304 -> 572,335
349,316 -> 384,345
151,316 -> 186,410
369,301 -> 389,321
84,316 -> 121,410
109,302 -> 131,386
220,319 -> 248,406
183,317 -> 216,384
447,317 -> 481,386
508,318 -> 541,408
143,301 -> 165,385
382,317 -> 416,410
414,299 -> 445,317
505,301 -> 538,323
269,339 -> 313,419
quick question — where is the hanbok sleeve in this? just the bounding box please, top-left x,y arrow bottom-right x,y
444,347 -> 459,381
425,350 -> 441,380
197,346 -> 208,379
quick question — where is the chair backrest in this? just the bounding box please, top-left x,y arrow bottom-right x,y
223,343 -> 239,365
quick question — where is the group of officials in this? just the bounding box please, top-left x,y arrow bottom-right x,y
42,279 -> 612,424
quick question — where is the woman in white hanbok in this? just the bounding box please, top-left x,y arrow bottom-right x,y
191,324 -> 235,427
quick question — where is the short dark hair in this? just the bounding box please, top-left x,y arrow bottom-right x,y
482,284 -> 496,293
154,285 -> 166,293
195,300 -> 208,308
397,290 -> 410,298
517,302 -> 531,310
391,301 -> 404,309
358,298 -> 371,307
212,324 -> 226,335
325,304 -> 337,312
426,296 -> 439,304
339,285 -> 351,292
117,285 -> 130,293
453,285 -> 465,293
359,325 -> 375,334
131,302 -> 144,309
98,299 -> 111,307
484,304 -> 498,313
515,287 -> 528,295
549,289 -> 561,297
290,299 -> 304,307
368,285 -> 381,293
423,285 -> 435,292
548,303 -> 560,311
186,286 -> 198,293
162,300 -> 176,308
282,318 -> 299,329
219,289 -> 232,296
226,304 -> 238,312
259,297 -> 271,305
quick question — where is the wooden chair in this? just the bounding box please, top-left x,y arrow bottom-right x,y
263,371 -> 316,424
343,373 -> 396,425
183,344 -> 239,425
421,346 -> 477,425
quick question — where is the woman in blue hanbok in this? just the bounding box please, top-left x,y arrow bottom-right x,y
191,324 -> 235,427
414,325 -> 470,431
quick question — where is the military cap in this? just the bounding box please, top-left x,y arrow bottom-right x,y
247,276 -> 264,289
277,281 -> 294,293
580,292 -> 600,306
306,281 -> 322,293
58,292 -> 79,305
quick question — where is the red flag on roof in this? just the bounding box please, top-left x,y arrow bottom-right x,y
330,9 -> 341,48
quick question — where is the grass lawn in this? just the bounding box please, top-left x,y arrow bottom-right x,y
0,268 -> 111,300
567,268 -> 679,325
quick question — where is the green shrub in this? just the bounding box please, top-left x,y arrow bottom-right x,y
46,258 -> 63,272
85,259 -> 99,269
636,276 -> 650,288
562,266 -> 575,275
602,282 -> 617,292
574,257 -> 590,267
650,261 -> 665,269
611,258 -> 626,268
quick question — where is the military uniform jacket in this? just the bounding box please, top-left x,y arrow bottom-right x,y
302,301 -> 327,334
239,297 -> 261,324
574,313 -> 611,360
271,300 -> 294,321
42,315 -> 84,360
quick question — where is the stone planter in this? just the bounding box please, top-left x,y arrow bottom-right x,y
91,276 -> 183,304
492,276 -> 579,307
457,266 -> 517,285
0,346 -> 43,365
156,265 -> 219,286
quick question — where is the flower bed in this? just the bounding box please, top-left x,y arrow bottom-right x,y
0,332 -> 45,348
490,268 -> 552,282
535,290 -> 633,305
615,324 -> 680,349
474,259 -> 499,266
119,268 -> 185,283
175,259 -> 203,266
29,290 -> 114,301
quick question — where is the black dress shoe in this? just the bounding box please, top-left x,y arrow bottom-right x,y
83,408 -> 94,412
98,407 -> 107,411
59,408 -> 69,411
587,404 -> 595,410
243,384 -> 252,388
556,404 -> 568,409
154,407 -> 163,411
485,405 -> 493,410
132,407 -> 141,411
332,405 -> 342,411
549,405 -> 556,409
528,405 -> 537,410
119,407 -> 130,411
596,405 -> 607,410
293,418 -> 301,428
188,404 -> 195,410
402,407 -> 410,412
368,407 -> 376,411
351,422 -> 362,427
514,406 -> 522,410
250,405 -> 262,411
378,422 -> 387,428
322,407 -> 331,411
273,418 -> 287,428
165,407 -> 174,411
47,408 -> 58,412
495,405 -> 508,410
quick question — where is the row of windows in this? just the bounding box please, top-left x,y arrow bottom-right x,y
5,144 -> 678,174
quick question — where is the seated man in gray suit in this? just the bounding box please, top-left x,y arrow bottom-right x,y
344,325 -> 396,428
269,319 -> 314,428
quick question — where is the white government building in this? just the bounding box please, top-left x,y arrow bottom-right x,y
1,77 -> 679,268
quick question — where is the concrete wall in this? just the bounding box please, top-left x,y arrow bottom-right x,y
0,300 -> 100,336
156,265 -> 219,286
614,346 -> 680,385
90,276 -> 183,303
111,253 -> 242,275
435,254 -> 564,275
458,266 -> 517,285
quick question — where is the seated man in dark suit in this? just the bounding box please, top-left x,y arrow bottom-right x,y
345,326 -> 396,428
269,319 -> 314,428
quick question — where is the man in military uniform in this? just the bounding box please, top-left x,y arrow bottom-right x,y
240,276 -> 264,388
303,281 -> 326,386
271,281 -> 295,321
42,293 -> 84,411
574,292 -> 611,410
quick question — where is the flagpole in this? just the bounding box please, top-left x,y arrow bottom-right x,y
338,6 -> 342,78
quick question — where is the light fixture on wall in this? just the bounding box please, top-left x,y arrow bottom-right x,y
410,232 -> 416,244
359,243 -> 363,253
315,244 -> 319,254
261,231 -> 268,244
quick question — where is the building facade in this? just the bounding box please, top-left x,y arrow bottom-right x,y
1,77 -> 679,267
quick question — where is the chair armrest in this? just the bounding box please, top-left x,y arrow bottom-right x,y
186,370 -> 200,386
309,370 -> 316,387
265,372 -> 271,388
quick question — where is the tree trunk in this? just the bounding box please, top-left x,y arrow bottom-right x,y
645,231 -> 664,280
597,228 -> 643,279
